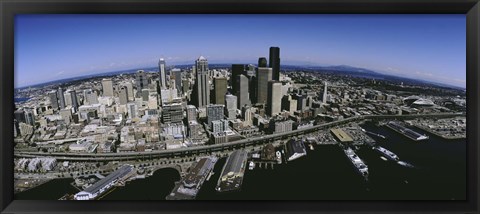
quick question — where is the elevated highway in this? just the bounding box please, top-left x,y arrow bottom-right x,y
14,113 -> 464,161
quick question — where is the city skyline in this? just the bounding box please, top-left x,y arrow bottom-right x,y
15,14 -> 465,88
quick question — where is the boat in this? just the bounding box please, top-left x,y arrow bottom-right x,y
374,146 -> 400,162
276,151 -> 282,164
248,161 -> 255,170
343,147 -> 369,181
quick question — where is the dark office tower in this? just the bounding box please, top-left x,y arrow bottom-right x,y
158,58 -> 167,89
57,87 -> 66,109
171,68 -> 182,94
182,79 -> 190,94
214,77 -> 228,105
256,67 -> 273,104
119,86 -> 129,105
14,109 -> 26,123
48,91 -> 59,110
269,47 -> 280,81
267,81 -> 282,116
25,108 -> 35,126
136,70 -> 148,97
142,89 -> 149,101
231,64 -> 245,94
70,90 -> 79,112
258,57 -> 267,68
236,74 -> 251,109
195,56 -> 210,108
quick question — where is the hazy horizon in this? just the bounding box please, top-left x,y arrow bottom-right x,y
15,14 -> 466,88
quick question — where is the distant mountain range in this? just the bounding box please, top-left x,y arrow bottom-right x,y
15,64 -> 464,91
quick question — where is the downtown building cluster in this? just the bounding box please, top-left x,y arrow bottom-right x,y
13,45 -> 466,173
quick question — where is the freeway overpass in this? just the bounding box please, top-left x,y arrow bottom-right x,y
14,113 -> 464,161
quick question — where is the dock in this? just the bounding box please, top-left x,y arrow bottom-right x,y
385,121 -> 429,141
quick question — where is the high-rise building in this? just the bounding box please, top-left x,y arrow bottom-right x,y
124,82 -> 134,100
127,102 -> 138,119
136,70 -> 148,97
119,86 -> 129,105
101,78 -> 114,97
158,58 -> 167,89
48,91 -> 59,110
170,68 -> 182,95
242,106 -> 253,126
14,109 -> 26,124
269,47 -> 280,81
322,81 -> 328,104
225,94 -> 237,120
24,108 -> 35,126
195,56 -> 210,108
231,64 -> 244,94
207,104 -> 224,125
214,77 -> 228,105
256,67 -> 273,104
258,57 -> 267,68
211,119 -> 229,133
57,87 -> 66,109
236,74 -> 251,109
70,90 -> 79,111
267,81 -> 282,116
84,89 -> 99,105
186,105 -> 197,122
162,103 -> 184,123
142,89 -> 149,101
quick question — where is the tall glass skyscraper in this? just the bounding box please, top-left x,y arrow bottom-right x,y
269,47 -> 280,81
158,58 -> 167,89
195,56 -> 210,108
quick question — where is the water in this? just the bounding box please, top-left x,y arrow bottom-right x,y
14,97 -> 30,103
15,178 -> 78,200
15,121 -> 466,200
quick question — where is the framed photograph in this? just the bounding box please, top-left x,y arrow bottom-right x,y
1,0 -> 479,213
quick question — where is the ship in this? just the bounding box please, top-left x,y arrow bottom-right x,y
343,147 -> 369,181
248,161 -> 255,170
374,146 -> 399,162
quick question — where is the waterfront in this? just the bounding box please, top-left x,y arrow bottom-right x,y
15,121 -> 466,200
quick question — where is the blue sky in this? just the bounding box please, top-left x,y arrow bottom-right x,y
15,14 -> 466,88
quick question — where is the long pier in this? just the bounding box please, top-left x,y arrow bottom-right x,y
14,113 -> 464,161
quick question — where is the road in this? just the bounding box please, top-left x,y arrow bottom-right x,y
14,112 -> 464,161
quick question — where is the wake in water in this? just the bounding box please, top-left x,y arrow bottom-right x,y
397,161 -> 415,168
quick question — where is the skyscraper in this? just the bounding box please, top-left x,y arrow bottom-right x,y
236,74 -> 251,109
136,70 -> 148,97
231,64 -> 244,94
170,68 -> 182,95
84,89 -> 99,105
186,105 -> 197,122
70,90 -> 79,112
127,102 -> 138,119
101,78 -> 114,97
158,58 -> 167,89
267,81 -> 282,116
207,104 -> 224,125
57,87 -> 66,109
258,57 -> 267,68
269,47 -> 280,81
24,108 -> 35,126
214,77 -> 228,105
256,67 -> 273,104
322,81 -> 328,104
119,86 -> 129,105
48,91 -> 59,110
195,56 -> 210,108
225,94 -> 237,120
14,109 -> 26,124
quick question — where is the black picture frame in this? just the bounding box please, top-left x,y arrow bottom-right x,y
1,0 -> 479,213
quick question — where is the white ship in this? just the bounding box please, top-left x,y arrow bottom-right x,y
374,146 -> 399,162
248,161 -> 255,170
343,147 -> 369,181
